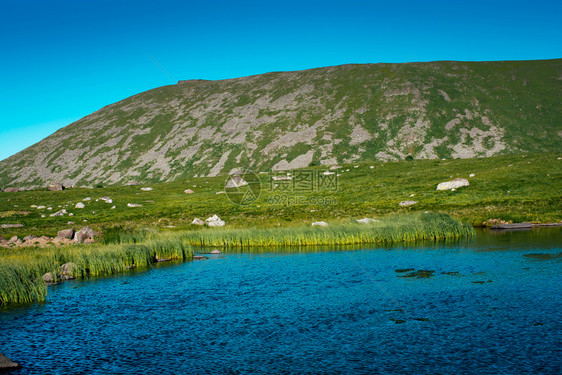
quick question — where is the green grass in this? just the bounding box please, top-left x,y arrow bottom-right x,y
182,212 -> 473,248
0,153 -> 559,241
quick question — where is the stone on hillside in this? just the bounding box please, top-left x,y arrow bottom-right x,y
140,187 -> 153,191
399,200 -> 418,207
9,236 -> 19,243
50,209 -> 67,217
4,187 -> 19,193
37,205 -> 46,209
469,173 -> 475,177
31,205 -> 37,208
356,218 -> 380,224
48,182 -> 65,191
60,262 -> 78,278
126,181 -> 139,186
329,165 -> 342,170
206,215 -> 225,227
111,206 -> 116,209
42,272 -> 54,283
75,202 -> 85,209
192,218 -> 205,226
83,197 -> 91,201
75,227 -> 97,243
100,196 -> 113,203
436,178 -> 469,191
1,224 -> 24,229
312,221 -> 328,227
225,176 -> 248,188
57,229 -> 75,240
127,203 -> 143,207
211,249 -> 221,254
0,235 -> 5,242
184,189 -> 194,194
0,353 -> 20,370
23,235 -> 37,241
323,171 -> 335,176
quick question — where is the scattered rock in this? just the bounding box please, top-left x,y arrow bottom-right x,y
23,235 -> 37,241
111,206 -> 116,209
391,319 -> 406,324
398,269 -> 435,278
356,218 -> 379,224
193,255 -> 208,260
140,187 -> 153,191
37,205 -> 46,209
42,272 -> 54,283
436,178 -> 469,191
75,202 -> 85,209
312,221 -> 328,227
184,189 -> 194,194
75,227 -> 97,243
0,235 -> 5,242
192,218 -> 205,226
329,165 -> 342,170
126,181 -> 139,186
67,221 -> 75,225
48,182 -> 65,191
127,203 -> 143,207
57,229 -> 75,240
469,173 -> 475,177
100,196 -> 113,203
3,187 -> 19,193
0,353 -> 20,370
206,215 -> 225,227
399,200 -> 418,207
323,171 -> 335,176
210,249 -> 221,254
225,176 -> 248,188
272,175 -> 292,181
50,209 -> 67,217
395,268 -> 415,273
83,197 -> 91,201
1,223 -> 24,228
60,262 -> 78,279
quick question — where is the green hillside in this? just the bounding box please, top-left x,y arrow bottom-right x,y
1,59 -> 560,188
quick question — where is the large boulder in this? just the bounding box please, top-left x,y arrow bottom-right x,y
436,178 -> 469,191
48,182 -> 65,191
57,229 -> 75,240
3,187 -> 19,193
75,227 -> 97,243
192,218 -> 205,226
0,353 -> 20,369
399,200 -> 418,207
75,202 -> 85,209
60,262 -> 78,279
206,215 -> 225,227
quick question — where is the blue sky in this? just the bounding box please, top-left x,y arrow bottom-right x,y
1,0 -> 560,161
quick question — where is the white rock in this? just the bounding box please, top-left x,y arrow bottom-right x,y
192,218 -> 205,226
75,202 -> 85,209
370,166 -> 375,169
409,194 -> 415,197
323,171 -> 335,176
329,165 -> 342,170
111,206 -> 116,209
436,178 -> 470,191
225,176 -> 248,188
69,213 -> 74,216
399,200 -> 418,207
184,189 -> 194,194
50,209 -> 67,217
41,214 -> 46,218
83,197 -> 91,201
31,205 -> 37,208
354,165 -> 359,168
311,221 -> 328,227
345,169 -> 350,172
47,207 -> 52,210
356,218 -> 380,224
127,203 -> 143,207
469,173 -> 475,177
37,206 -> 46,209
140,187 -> 153,191
451,188 -> 456,191
206,215 -> 225,227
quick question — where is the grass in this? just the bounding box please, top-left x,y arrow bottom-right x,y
0,212 -> 471,306
182,212 -> 473,249
0,153 -> 560,242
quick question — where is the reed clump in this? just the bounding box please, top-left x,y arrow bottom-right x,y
181,212 -> 474,248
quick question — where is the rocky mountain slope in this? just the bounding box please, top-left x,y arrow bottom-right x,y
1,59 -> 560,188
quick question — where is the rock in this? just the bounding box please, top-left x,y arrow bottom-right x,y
9,236 -> 19,243
75,202 -> 85,209
23,235 -> 38,241
40,235 -> 51,242
436,178 -> 469,191
491,223 -> 533,230
323,171 -> 335,175
192,218 -> 205,226
399,200 -> 418,207
67,221 -> 75,225
127,203 -> 143,207
0,235 -> 5,242
50,209 -> 67,217
111,206 -> 116,209
210,249 -> 221,254
312,221 -> 328,227
3,187 -> 19,193
184,189 -> 194,194
469,173 -> 475,177
126,181 -> 139,186
140,187 -> 153,191
60,262 -> 78,278
356,218 -> 380,224
193,255 -> 208,260
329,165 -> 342,170
48,182 -> 65,191
83,197 -> 91,201
57,229 -> 75,240
100,196 -> 113,203
42,272 -> 54,283
225,176 -> 248,188
75,227 -> 97,243
0,353 -> 20,369
272,175 -> 292,181
37,205 -> 46,209
1,223 -> 24,228
206,215 -> 226,227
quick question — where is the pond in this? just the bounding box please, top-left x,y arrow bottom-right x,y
1,228 -> 561,374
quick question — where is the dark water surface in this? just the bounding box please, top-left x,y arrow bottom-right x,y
1,229 -> 561,374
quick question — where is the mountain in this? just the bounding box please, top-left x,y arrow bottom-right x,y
1,59 -> 560,188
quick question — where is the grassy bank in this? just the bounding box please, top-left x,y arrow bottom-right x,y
1,213 -> 472,306
0,153 -> 560,241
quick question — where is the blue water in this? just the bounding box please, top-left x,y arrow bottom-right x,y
1,229 -> 561,374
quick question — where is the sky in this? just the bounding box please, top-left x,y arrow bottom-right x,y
0,0 -> 560,161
